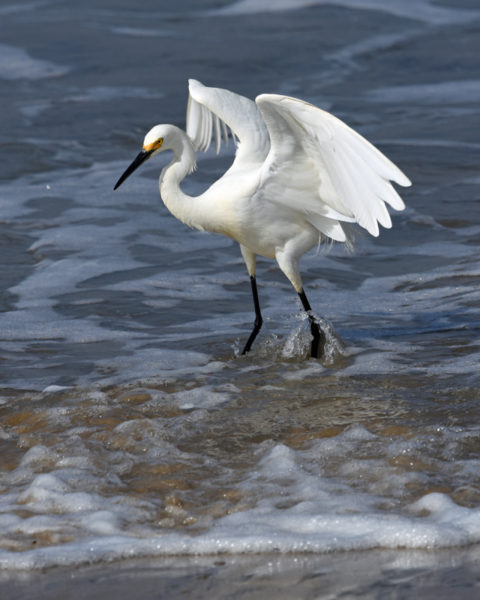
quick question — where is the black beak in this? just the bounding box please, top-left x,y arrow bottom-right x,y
114,149 -> 153,190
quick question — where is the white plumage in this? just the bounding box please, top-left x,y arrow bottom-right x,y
115,79 -> 411,358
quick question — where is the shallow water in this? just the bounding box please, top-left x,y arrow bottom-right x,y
2,548 -> 480,600
1,0 -> 480,583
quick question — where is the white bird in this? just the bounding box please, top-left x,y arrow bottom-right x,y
114,79 -> 411,358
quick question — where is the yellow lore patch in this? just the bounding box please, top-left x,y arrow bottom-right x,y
143,138 -> 163,153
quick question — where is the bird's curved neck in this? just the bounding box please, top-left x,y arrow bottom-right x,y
159,132 -> 202,229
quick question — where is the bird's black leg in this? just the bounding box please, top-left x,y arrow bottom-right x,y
242,275 -> 263,355
298,288 -> 325,359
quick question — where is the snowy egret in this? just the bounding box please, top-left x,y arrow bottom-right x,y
114,79 -> 411,358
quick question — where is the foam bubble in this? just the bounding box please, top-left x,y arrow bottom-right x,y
171,386 -> 238,410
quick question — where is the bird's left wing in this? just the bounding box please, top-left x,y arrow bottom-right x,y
187,79 -> 269,163
256,94 -> 411,238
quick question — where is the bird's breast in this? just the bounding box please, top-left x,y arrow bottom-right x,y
232,197 -> 318,260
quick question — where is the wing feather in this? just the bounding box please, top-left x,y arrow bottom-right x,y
186,79 -> 269,163
212,114 -> 221,153
256,94 -> 411,238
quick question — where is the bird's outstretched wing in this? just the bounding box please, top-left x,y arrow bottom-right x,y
187,79 -> 269,164
256,94 -> 411,238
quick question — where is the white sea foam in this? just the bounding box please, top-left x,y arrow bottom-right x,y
209,0 -> 480,24
0,307 -> 136,342
92,348 -> 221,387
1,428 -> 480,570
367,80 -> 480,105
67,86 -> 164,103
0,2 -> 54,17
0,43 -> 69,80
0,160 -> 244,386
171,385 -> 238,410
1,154 -> 477,386
111,27 -> 175,38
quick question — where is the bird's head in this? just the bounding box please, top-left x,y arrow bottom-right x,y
114,124 -> 176,190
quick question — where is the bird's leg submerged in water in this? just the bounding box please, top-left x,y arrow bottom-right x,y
242,275 -> 263,355
298,289 -> 325,359
241,276 -> 325,359
275,247 -> 325,359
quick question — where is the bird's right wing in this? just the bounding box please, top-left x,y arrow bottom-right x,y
256,94 -> 411,238
187,79 -> 269,163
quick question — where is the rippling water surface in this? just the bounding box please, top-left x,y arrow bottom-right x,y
1,0 -> 480,593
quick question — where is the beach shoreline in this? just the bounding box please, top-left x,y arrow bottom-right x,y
1,546 -> 480,599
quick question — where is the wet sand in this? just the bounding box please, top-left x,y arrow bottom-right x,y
1,546 -> 480,599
